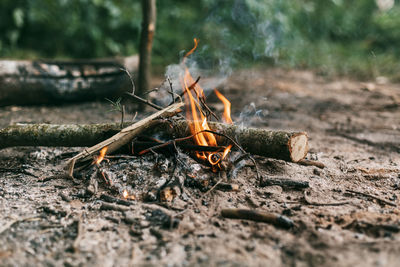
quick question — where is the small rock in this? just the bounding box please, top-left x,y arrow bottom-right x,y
313,168 -> 321,176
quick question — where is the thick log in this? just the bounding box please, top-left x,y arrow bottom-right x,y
0,120 -> 308,162
151,120 -> 308,162
0,56 -> 138,106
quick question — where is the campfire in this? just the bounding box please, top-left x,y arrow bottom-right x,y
0,39 -> 309,208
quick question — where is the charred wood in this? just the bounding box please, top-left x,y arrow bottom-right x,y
260,177 -> 310,190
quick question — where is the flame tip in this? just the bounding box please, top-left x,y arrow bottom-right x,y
93,146 -> 108,165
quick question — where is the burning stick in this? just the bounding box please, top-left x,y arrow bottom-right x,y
132,141 -> 227,155
221,209 -> 294,229
65,102 -> 183,177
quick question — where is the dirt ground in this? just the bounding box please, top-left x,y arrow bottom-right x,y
0,68 -> 399,266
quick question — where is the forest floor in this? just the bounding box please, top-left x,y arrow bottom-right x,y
0,67 -> 399,266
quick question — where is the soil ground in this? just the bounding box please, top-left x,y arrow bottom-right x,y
0,67 -> 399,266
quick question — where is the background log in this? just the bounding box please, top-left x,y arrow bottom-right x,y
0,120 -> 308,162
0,56 -> 138,106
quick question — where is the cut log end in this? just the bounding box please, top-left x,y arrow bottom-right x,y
288,133 -> 308,162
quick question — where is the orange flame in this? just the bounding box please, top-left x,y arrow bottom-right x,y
215,89 -> 233,124
182,39 -> 233,168
93,146 -> 108,165
183,38 -> 199,62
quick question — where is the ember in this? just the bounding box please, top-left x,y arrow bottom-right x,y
123,189 -> 135,200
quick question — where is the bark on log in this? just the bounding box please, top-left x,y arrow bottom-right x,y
0,123 -> 119,148
0,56 -> 138,106
0,120 -> 308,162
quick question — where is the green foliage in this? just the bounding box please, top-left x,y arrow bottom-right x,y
0,0 -> 141,58
1,0 -> 400,79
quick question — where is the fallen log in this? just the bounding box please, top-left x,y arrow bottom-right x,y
0,120 -> 308,162
0,56 -> 138,106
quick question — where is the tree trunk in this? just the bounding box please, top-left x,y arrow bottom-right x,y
137,0 -> 156,109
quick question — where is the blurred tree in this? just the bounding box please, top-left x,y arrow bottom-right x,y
137,0 -> 156,109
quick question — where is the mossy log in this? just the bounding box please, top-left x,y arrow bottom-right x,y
0,120 -> 308,162
0,123 -> 120,148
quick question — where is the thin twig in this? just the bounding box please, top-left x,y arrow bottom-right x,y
121,105 -> 125,129
304,190 -> 349,206
134,141 -> 226,155
120,68 -> 136,94
132,111 -> 138,122
167,76 -> 175,104
198,94 -> 220,121
126,92 -> 163,110
203,179 -> 222,197
170,76 -> 201,105
121,67 -> 164,110
298,159 -> 325,169
221,209 -> 294,229
346,189 -> 396,207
